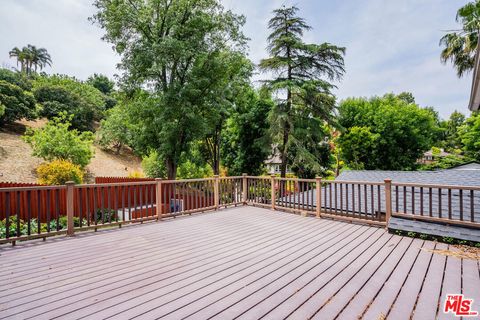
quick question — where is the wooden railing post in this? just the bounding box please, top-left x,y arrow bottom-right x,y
316,177 -> 322,218
384,179 -> 392,227
242,173 -> 247,204
66,181 -> 75,236
155,178 -> 163,220
214,175 -> 220,210
271,174 -> 276,210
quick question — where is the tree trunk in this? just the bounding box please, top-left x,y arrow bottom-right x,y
166,158 -> 177,180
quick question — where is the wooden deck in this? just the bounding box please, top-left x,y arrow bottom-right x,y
0,206 -> 478,320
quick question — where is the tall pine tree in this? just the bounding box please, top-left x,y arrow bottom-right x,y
260,6 -> 345,178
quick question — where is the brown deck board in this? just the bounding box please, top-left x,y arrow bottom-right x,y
411,242 -> 448,320
0,206 -> 477,320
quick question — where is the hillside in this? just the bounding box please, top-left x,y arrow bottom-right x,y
0,120 -> 143,183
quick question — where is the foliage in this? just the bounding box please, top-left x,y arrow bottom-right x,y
338,93 -> 438,170
419,154 -> 471,170
97,104 -> 132,154
33,74 -> 107,124
0,68 -> 32,91
336,126 -> 379,170
221,87 -> 273,176
142,150 -> 166,178
92,0 -> 247,179
439,110 -> 466,151
127,170 -> 144,178
0,80 -> 36,125
24,114 -> 94,168
199,52 -> 254,175
86,73 -> 114,95
34,84 -> 94,131
9,45 -> 52,75
460,113 -> 480,160
37,159 -> 83,185
0,216 -> 87,238
177,160 -> 213,179
259,5 -> 345,177
440,1 -> 480,77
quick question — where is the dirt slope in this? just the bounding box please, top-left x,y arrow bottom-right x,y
0,120 -> 143,183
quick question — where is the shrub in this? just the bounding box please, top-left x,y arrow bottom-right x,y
34,85 -> 95,131
24,113 -> 94,168
0,80 -> 36,125
37,160 -> 83,185
97,105 -> 131,154
127,170 -> 144,178
142,150 -> 166,178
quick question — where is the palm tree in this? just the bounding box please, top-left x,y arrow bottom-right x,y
440,1 -> 480,77
28,45 -> 52,73
8,45 -> 52,75
8,47 -> 26,72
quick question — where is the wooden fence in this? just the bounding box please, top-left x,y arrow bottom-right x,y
1,175 -> 479,244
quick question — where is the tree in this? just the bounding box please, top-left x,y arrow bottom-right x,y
9,45 -> 52,75
199,52 -> 254,175
461,113 -> 480,160
337,126 -> 379,170
338,93 -> 439,170
440,1 -> 480,77
23,114 -> 94,168
441,110 -> 466,151
92,0 -> 247,179
221,87 -> 273,175
0,80 -> 36,125
97,104 -> 132,154
259,5 -> 345,178
86,73 -> 115,95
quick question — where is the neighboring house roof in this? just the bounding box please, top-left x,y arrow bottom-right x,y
422,149 -> 450,157
265,154 -> 282,164
469,36 -> 480,111
448,161 -> 480,171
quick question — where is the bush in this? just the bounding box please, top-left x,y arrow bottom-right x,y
34,85 -> 94,131
97,105 -> 131,154
24,113 -> 94,168
37,160 -> 83,185
142,150 -> 166,178
0,80 -> 36,125
127,170 -> 144,178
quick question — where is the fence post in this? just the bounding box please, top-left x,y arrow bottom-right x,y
214,175 -> 220,210
316,177 -> 322,218
271,174 -> 276,210
66,181 -> 75,236
384,179 -> 392,227
242,173 -> 248,204
155,178 -> 163,220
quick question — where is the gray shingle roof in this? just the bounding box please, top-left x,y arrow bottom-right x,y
337,169 -> 480,186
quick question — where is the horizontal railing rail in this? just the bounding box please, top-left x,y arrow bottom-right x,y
1,175 -> 478,244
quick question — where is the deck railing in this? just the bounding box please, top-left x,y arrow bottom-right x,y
391,182 -> 480,227
1,175 -> 479,244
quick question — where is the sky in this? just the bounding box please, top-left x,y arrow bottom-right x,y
0,0 -> 473,118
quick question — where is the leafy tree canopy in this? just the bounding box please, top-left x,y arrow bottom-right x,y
86,73 -> 115,95
461,112 -> 480,160
338,93 -> 439,170
92,0 -> 248,179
